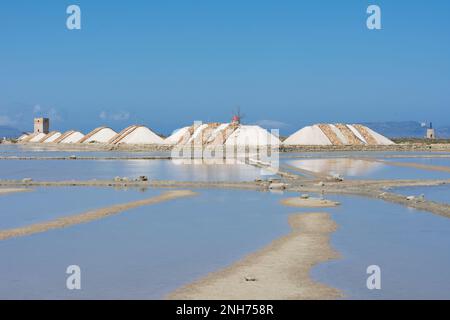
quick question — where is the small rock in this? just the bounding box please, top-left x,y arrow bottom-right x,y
269,182 -> 287,190
139,175 -> 148,182
331,173 -> 344,182
406,196 -> 415,201
317,181 -> 325,187
244,276 -> 257,282
68,155 -> 77,160
300,194 -> 310,199
114,176 -> 122,182
22,178 -> 33,183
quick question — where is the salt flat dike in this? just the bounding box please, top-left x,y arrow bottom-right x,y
0,188 -> 30,195
5,141 -> 450,153
168,213 -> 341,300
0,190 -> 197,241
17,122 -> 395,147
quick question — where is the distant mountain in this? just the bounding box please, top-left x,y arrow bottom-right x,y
0,125 -> 24,138
361,121 -> 450,139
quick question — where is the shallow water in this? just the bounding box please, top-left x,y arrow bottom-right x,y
384,157 -> 450,167
284,158 -> 450,180
311,195 -> 450,299
0,187 -> 160,230
391,184 -> 450,205
0,188 -> 290,299
280,151 -> 450,159
1,187 -> 450,299
0,159 -> 267,182
0,191 -> 288,299
0,145 -> 170,158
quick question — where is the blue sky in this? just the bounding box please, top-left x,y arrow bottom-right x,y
1,0 -> 449,135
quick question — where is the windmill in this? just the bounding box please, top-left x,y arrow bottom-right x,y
231,106 -> 245,125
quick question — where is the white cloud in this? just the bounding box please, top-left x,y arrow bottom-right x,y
99,111 -> 130,121
32,104 -> 63,122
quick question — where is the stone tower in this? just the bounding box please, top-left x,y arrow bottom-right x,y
34,118 -> 49,134
426,122 -> 435,140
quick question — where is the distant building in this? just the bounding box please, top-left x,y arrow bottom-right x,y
426,122 -> 436,139
34,118 -> 49,134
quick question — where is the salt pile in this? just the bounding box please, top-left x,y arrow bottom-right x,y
283,124 -> 394,146
56,130 -> 85,144
41,131 -> 62,143
28,132 -> 47,143
164,127 -> 190,145
79,127 -> 117,144
108,125 -> 164,145
17,134 -> 30,141
225,125 -> 280,147
168,123 -> 280,147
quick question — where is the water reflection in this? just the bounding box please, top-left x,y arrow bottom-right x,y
287,158 -> 383,177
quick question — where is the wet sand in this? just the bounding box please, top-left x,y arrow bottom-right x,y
280,197 -> 340,208
0,190 -> 197,241
0,188 -> 30,195
375,159 -> 450,173
168,213 -> 341,300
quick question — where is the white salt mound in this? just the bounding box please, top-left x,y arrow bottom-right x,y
283,125 -> 332,146
164,127 -> 190,144
283,124 -> 394,146
42,132 -> 62,143
111,126 -> 164,145
18,134 -> 30,141
225,125 -> 280,146
347,125 -> 367,144
364,127 -> 395,145
28,133 -> 47,143
59,131 -> 85,143
82,127 -> 117,144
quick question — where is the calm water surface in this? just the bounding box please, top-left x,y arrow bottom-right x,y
1,188 -> 450,299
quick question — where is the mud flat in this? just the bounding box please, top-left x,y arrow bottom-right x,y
280,197 -> 340,208
0,188 -> 30,195
0,190 -> 196,241
168,213 -> 341,300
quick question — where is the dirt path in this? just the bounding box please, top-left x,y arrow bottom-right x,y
168,212 -> 341,300
0,190 -> 197,241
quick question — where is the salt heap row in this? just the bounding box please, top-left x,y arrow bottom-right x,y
18,126 -> 164,145
283,124 -> 394,146
165,123 -> 280,147
18,123 -> 394,146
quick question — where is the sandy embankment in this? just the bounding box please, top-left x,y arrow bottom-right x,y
0,190 -> 196,241
280,197 -> 340,208
0,188 -> 30,195
375,159 -> 450,173
168,212 -> 341,300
